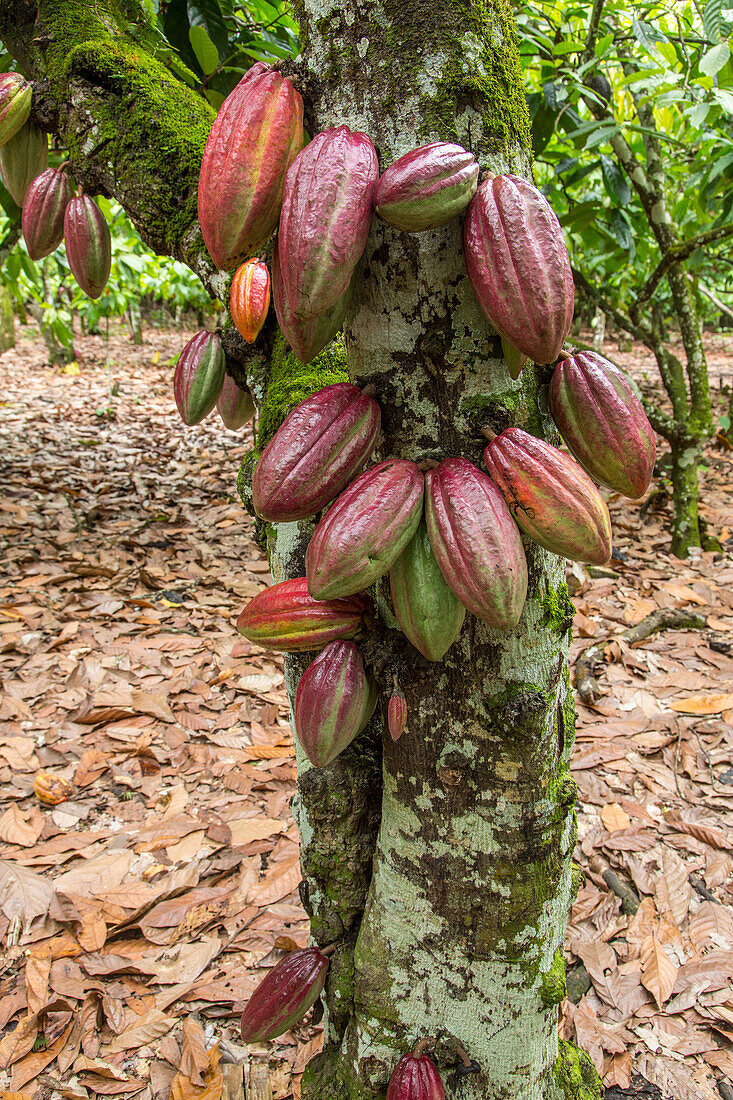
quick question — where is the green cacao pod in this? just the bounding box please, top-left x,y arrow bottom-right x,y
240,946 -> 328,1042
63,195 -> 112,299
0,74 -> 32,149
21,167 -> 74,260
0,121 -> 47,206
294,640 -> 377,767
389,519 -> 465,661
174,330 -> 226,425
237,578 -> 371,652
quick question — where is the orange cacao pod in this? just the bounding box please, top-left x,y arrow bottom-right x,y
33,772 -> 73,806
230,259 -> 270,343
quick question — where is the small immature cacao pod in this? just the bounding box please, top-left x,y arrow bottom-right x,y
387,1053 -> 445,1100
253,383 -> 381,523
549,350 -> 655,499
174,330 -> 226,426
230,259 -> 270,343
389,519 -> 465,662
237,577 -> 372,653
483,427 -> 612,565
240,945 -> 328,1042
217,374 -> 254,430
22,167 -> 74,260
294,640 -> 377,767
64,195 -> 112,299
387,691 -> 408,741
0,73 -> 32,148
0,121 -> 48,206
33,772 -> 73,806
375,142 -> 479,232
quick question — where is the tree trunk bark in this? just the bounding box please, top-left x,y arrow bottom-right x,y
669,440 -> 702,559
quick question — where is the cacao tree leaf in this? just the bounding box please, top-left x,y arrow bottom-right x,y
703,0 -> 724,43
610,209 -> 634,255
700,43 -> 731,78
600,155 -> 631,205
187,0 -> 229,55
189,25 -> 219,75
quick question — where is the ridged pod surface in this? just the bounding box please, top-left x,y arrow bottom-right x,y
240,946 -> 328,1042
253,382 -> 381,523
483,427 -> 612,565
0,74 -> 32,148
389,519 -> 465,661
386,1053 -> 445,1100
549,350 -> 656,499
0,121 -> 47,206
230,258 -> 270,343
425,457 -> 527,629
274,126 -> 378,322
198,63 -> 303,270
463,174 -> 574,364
237,577 -> 371,652
22,168 -> 74,260
294,640 -> 377,766
387,691 -> 408,741
174,330 -> 226,426
272,244 -> 351,363
217,373 -> 254,430
64,196 -> 112,299
375,142 -> 478,232
306,459 -> 424,601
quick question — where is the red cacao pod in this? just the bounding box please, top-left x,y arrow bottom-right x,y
252,383 -> 381,523
0,121 -> 47,206
424,457 -> 527,630
198,65 -> 304,270
237,577 -> 372,652
375,142 -> 478,232
387,1053 -> 445,1100
0,74 -> 32,148
63,195 -> 112,299
240,946 -> 328,1042
306,459 -> 424,601
272,242 -> 351,363
22,167 -> 74,260
294,640 -> 377,766
463,174 -> 574,365
387,691 -> 408,741
483,427 -> 612,565
549,350 -> 655,499
174,330 -> 226,425
230,258 -> 270,343
389,519 -> 465,661
217,373 -> 254,430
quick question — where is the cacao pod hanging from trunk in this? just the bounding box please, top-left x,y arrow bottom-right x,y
252,382 -> 381,523
198,63 -> 304,270
389,519 -> 465,661
463,174 -> 574,365
230,258 -> 270,343
0,121 -> 47,206
240,945 -> 329,1042
424,457 -> 527,630
174,330 -> 226,426
22,167 -> 74,260
306,459 -> 424,601
483,427 -> 612,565
375,142 -> 479,232
387,1051 -> 445,1100
387,690 -> 408,741
294,640 -> 377,767
272,243 -> 352,364
0,74 -> 32,148
237,577 -> 372,652
64,195 -> 112,299
549,350 -> 656,499
217,373 -> 254,430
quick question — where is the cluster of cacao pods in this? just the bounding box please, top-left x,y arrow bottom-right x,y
0,73 -> 113,299
173,329 -> 255,430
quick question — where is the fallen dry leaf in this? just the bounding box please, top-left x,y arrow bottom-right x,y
640,934 -> 678,1007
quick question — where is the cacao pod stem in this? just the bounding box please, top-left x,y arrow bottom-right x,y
480,425 -> 496,442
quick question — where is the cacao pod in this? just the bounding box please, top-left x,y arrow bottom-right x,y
33,772 -> 73,806
549,350 -> 655,499
375,142 -> 479,232
483,427 -> 612,565
387,1053 -> 445,1100
174,330 -> 226,426
230,258 -> 270,343
274,126 -> 378,322
217,373 -> 254,430
198,64 -> 303,270
424,457 -> 527,629
306,459 -> 424,601
0,73 -> 32,148
0,121 -> 47,206
22,167 -> 74,260
240,945 -> 328,1042
252,382 -> 381,523
272,242 -> 351,363
501,335 -> 528,381
387,691 -> 408,741
63,195 -> 112,299
463,174 -> 574,365
294,640 -> 377,767
237,577 -> 371,652
389,519 -> 465,661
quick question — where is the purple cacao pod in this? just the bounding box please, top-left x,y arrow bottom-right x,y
424,457 -> 527,630
463,174 -> 574,365
387,691 -> 408,741
272,242 -> 351,363
549,350 -> 656,499
389,519 -> 465,661
22,167 -> 74,260
217,373 -> 254,430
375,142 -> 479,232
274,126 -> 378,322
63,195 -> 112,299
294,640 -> 377,766
252,382 -> 381,523
174,330 -> 226,426
306,459 -> 424,601
237,577 -> 372,652
0,121 -> 48,206
198,64 -> 304,270
483,427 -> 612,565
0,74 -> 32,148
240,946 -> 328,1042
387,1053 -> 445,1100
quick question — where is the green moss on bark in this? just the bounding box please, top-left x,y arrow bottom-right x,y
553,1041 -> 603,1099
540,949 -> 567,1007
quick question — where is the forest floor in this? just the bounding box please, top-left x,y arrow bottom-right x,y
0,321 -> 732,1100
